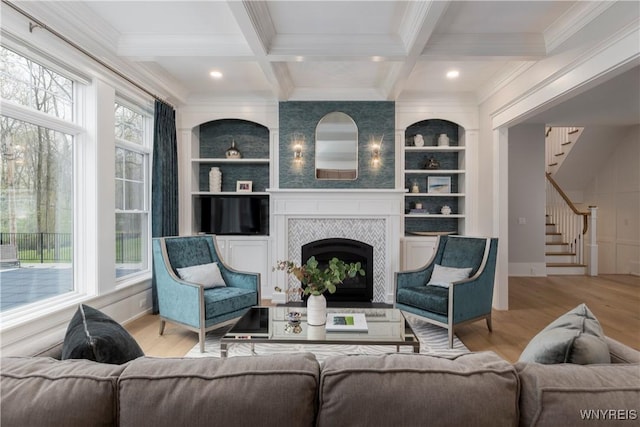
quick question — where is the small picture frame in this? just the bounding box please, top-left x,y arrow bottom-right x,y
427,176 -> 451,194
236,180 -> 253,192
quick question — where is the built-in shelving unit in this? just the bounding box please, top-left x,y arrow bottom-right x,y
191,119 -> 270,235
403,119 -> 466,235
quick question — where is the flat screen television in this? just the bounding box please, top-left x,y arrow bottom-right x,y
200,197 -> 263,235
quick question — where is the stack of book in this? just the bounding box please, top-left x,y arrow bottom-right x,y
326,313 -> 368,332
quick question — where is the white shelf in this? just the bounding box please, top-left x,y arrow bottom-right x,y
405,193 -> 465,197
192,191 -> 269,196
404,146 -> 464,152
405,169 -> 465,174
405,214 -> 465,218
192,158 -> 270,164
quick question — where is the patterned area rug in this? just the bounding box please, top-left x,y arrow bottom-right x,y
185,312 -> 469,360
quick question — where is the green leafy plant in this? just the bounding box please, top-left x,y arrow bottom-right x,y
274,256 -> 365,296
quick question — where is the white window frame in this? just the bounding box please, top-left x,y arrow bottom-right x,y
0,44 -> 86,326
114,98 -> 152,284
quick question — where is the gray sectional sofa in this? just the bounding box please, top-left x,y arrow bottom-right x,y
2,336 -> 639,427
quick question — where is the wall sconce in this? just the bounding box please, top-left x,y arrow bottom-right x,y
370,135 -> 383,167
292,133 -> 304,163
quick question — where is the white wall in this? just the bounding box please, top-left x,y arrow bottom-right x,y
583,125 -> 640,275
508,124 -> 547,276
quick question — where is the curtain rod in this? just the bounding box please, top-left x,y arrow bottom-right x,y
2,0 -> 175,109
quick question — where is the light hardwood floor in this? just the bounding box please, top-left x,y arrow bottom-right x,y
126,274 -> 639,363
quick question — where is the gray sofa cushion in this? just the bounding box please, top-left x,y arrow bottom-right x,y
118,353 -> 320,427
317,352 -> 519,427
515,361 -> 640,427
519,303 -> 610,365
0,357 -> 126,427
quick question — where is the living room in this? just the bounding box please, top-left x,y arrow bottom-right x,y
1,0 -> 638,365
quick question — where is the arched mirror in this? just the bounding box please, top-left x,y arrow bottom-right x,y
315,112 -> 358,180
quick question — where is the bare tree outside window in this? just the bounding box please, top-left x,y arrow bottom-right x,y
1,46 -> 74,311
115,102 -> 150,279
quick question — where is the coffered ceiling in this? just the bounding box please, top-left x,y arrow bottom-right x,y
13,1 -> 627,106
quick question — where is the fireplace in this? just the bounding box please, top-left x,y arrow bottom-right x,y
270,189 -> 405,304
301,238 -> 374,303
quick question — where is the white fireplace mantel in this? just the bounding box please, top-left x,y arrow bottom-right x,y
269,189 -> 405,304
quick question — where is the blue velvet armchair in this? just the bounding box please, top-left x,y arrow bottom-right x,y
395,235 -> 498,348
152,235 -> 260,352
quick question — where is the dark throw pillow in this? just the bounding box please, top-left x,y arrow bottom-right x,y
518,303 -> 610,365
62,304 -> 144,364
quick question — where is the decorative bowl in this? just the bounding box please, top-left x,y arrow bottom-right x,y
286,311 -> 302,323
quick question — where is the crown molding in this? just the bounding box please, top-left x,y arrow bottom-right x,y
12,1 -> 120,53
544,1 -> 615,53
491,25 -> 640,128
118,34 -> 251,57
476,61 -> 536,105
287,87 -> 388,101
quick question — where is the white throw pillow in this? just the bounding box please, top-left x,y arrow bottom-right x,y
427,264 -> 473,288
176,262 -> 226,289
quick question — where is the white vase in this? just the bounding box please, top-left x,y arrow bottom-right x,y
307,324 -> 326,340
438,133 -> 449,146
209,167 -> 222,193
414,134 -> 424,147
306,294 -> 327,326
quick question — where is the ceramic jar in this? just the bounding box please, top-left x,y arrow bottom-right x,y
438,134 -> 449,147
414,134 -> 424,147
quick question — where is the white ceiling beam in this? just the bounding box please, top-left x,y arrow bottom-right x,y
268,34 -> 406,59
383,0 -> 451,100
421,33 -> 546,60
227,0 -> 293,100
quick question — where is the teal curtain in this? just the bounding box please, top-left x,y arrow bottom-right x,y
152,100 -> 178,312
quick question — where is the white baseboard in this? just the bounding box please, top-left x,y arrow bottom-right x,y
509,263 -> 548,277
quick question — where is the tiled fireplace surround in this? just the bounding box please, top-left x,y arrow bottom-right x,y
270,189 -> 405,304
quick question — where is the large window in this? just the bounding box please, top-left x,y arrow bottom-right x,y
0,46 -> 75,311
115,102 -> 150,279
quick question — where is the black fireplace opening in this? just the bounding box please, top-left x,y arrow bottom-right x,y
301,238 -> 374,303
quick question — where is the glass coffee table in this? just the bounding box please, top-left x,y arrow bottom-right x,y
220,306 -> 420,357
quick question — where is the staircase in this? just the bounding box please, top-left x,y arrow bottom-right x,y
545,126 -> 596,276
545,214 -> 587,275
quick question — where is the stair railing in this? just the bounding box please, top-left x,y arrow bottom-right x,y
545,126 -> 583,175
545,173 -> 597,275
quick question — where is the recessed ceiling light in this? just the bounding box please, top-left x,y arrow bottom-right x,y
209,70 -> 223,79
446,70 -> 460,79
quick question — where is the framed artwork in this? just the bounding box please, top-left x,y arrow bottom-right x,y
236,180 -> 253,192
427,176 -> 451,194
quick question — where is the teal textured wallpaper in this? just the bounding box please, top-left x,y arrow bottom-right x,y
279,101 -> 395,189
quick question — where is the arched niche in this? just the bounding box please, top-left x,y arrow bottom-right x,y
197,118 -> 270,160
405,118 -> 464,148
